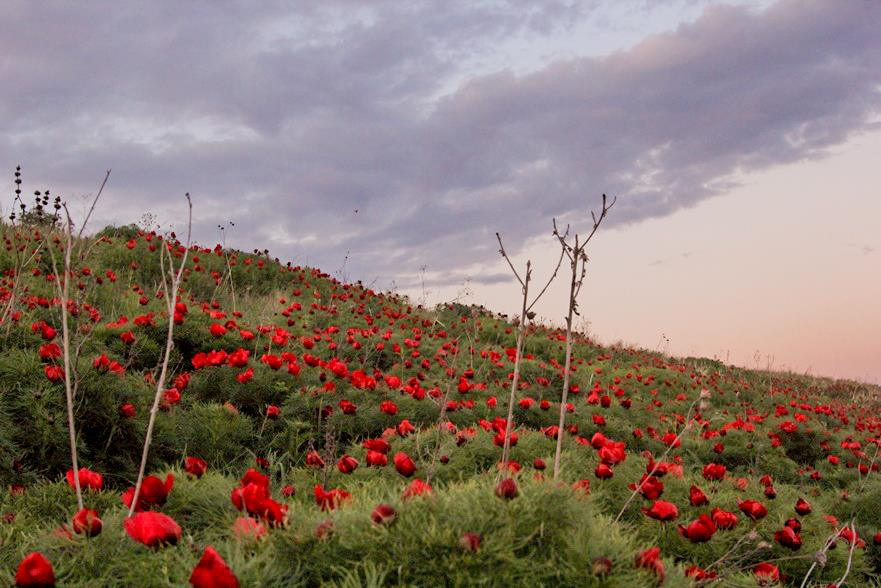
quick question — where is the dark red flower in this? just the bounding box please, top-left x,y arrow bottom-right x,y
337,455 -> 359,474
794,498 -> 812,515
689,485 -> 709,506
371,503 -> 397,525
71,508 -> 103,537
495,478 -> 518,500
185,457 -> 208,478
738,499 -> 768,521
774,525 -> 802,550
459,532 -> 481,552
702,463 -> 726,481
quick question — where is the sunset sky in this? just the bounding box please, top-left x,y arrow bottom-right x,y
2,0 -> 879,381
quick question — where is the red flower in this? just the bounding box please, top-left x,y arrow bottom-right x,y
39,343 -> 61,361
495,478 -> 518,500
209,323 -> 227,337
572,479 -> 591,495
44,364 -> 64,383
380,400 -> 398,415
266,405 -> 281,420
634,547 -> 665,582
66,468 -> 103,492
460,532 -> 481,552
689,485 -> 709,506
711,507 -> 739,529
363,438 -> 390,454
314,485 -> 351,511
738,499 -> 768,521
774,525 -> 802,550
337,455 -> 359,474
371,503 -> 397,525
678,514 -> 716,543
232,517 -> 266,541
122,474 -> 174,511
15,552 -> 55,587
702,463 -> 726,481
753,562 -> 779,584
124,511 -> 182,547
794,497 -> 812,515
402,479 -> 432,500
120,402 -> 137,418
305,451 -> 325,468
642,500 -> 678,521
185,457 -> 208,478
366,450 -> 388,467
595,464 -> 614,479
71,508 -> 103,537
189,546 -> 239,588
629,475 -> 663,500
393,452 -> 417,477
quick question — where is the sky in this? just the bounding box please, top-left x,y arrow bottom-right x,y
1,0 -> 879,382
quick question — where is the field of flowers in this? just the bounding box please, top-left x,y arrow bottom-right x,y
1,219 -> 880,587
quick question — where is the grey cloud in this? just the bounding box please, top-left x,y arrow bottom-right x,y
1,0 -> 879,290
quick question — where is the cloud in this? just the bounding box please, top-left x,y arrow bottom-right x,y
1,0 -> 879,288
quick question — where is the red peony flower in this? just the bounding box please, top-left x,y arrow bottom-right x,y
71,508 -> 103,537
678,514 -> 716,543
122,474 -> 174,511
371,503 -> 397,525
689,485 -> 709,506
393,452 -> 417,477
460,532 -> 482,552
232,516 -> 267,540
738,499 -> 768,521
337,455 -> 359,474
66,468 -> 103,492
711,507 -> 739,530
635,546 -> 665,582
185,457 -> 208,478
15,552 -> 55,587
642,500 -> 679,521
124,511 -> 182,547
402,479 -> 432,500
495,478 -> 518,500
189,546 -> 239,588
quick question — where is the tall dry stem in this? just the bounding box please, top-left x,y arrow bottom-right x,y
495,232 -> 564,473
127,193 -> 192,517
551,193 -> 615,479
45,170 -> 111,510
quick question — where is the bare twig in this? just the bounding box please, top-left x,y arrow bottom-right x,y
128,194 -> 192,517
494,230 -> 563,472
552,194 -> 615,479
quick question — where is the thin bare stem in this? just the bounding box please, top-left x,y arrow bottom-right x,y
128,194 -> 192,517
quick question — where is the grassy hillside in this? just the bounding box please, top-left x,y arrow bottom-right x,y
1,219 -> 879,587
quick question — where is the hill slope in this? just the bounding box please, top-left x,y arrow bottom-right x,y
1,221 -> 880,587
